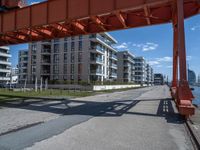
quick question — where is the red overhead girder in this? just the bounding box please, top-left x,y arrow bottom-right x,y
0,0 -> 199,45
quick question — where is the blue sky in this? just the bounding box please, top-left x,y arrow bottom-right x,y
10,0 -> 200,80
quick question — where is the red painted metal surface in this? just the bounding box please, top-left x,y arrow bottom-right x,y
0,0 -> 198,117
172,0 -> 195,118
0,0 -> 199,45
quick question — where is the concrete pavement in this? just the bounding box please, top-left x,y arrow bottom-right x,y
0,86 -> 194,150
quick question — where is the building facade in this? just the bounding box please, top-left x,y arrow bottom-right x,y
134,57 -> 148,84
0,46 -> 11,84
146,64 -> 154,85
117,51 -> 135,83
188,69 -> 196,85
18,50 -> 28,84
26,33 -> 118,84
154,73 -> 164,85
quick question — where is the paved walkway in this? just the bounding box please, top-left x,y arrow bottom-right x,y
0,86 -> 194,150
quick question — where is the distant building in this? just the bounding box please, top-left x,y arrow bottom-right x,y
154,73 -> 164,85
11,67 -> 19,84
198,74 -> 200,84
0,46 -> 11,84
146,64 -> 154,85
134,57 -> 147,85
188,69 -> 196,85
18,50 -> 28,84
117,51 -> 135,83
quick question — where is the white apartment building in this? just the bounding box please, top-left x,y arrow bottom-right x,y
117,51 -> 135,83
27,33 -> 118,84
146,64 -> 154,85
0,46 -> 11,84
18,50 -> 28,84
134,57 -> 148,85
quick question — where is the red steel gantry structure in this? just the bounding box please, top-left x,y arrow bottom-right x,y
0,0 -> 199,118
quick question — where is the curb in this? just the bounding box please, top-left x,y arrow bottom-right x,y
186,120 -> 200,149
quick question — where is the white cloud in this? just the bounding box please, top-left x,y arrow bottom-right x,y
167,65 -> 172,68
30,2 -> 40,5
148,61 -> 160,66
191,25 -> 200,31
187,56 -> 192,61
156,56 -> 172,62
114,42 -> 129,49
132,42 -> 158,51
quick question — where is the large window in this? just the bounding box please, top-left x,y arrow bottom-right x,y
78,41 -> 82,51
71,42 -> 75,51
71,64 -> 74,74
54,44 -> 59,53
64,64 -> 67,74
64,54 -> 67,63
78,52 -> 82,62
53,65 -> 59,74
71,53 -> 75,63
53,54 -> 59,63
64,43 -> 68,52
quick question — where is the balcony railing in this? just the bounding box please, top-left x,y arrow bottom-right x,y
110,73 -> 117,77
90,69 -> 103,74
110,63 -> 117,68
41,49 -> 51,53
0,77 -> 10,81
110,54 -> 117,59
91,57 -> 103,63
90,46 -> 105,53
0,52 -> 11,57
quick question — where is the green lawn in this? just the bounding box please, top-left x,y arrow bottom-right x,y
0,89 -> 94,103
0,87 -> 142,103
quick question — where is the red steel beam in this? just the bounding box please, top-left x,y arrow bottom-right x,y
0,0 -> 199,46
172,0 -> 195,118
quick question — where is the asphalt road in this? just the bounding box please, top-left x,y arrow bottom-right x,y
0,86 -> 194,150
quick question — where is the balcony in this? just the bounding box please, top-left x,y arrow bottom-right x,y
110,54 -> 117,60
41,60 -> 51,64
110,63 -> 117,69
90,69 -> 103,75
90,46 -> 105,54
41,49 -> 51,54
0,77 -> 10,81
90,57 -> 103,64
0,68 -> 11,73
41,70 -> 50,75
0,61 -> 11,66
110,73 -> 117,77
0,52 -> 11,57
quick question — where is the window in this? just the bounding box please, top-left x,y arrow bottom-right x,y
53,65 -> 59,74
64,43 -> 68,52
31,44 -> 37,51
71,64 -> 74,74
78,52 -> 82,62
54,44 -> 59,53
71,42 -> 75,51
64,64 -> 67,74
71,53 -> 75,63
78,64 -> 82,74
53,75 -> 59,80
64,54 -> 67,63
53,54 -> 59,63
71,36 -> 74,41
78,41 -> 82,51
64,37 -> 68,41
79,35 -> 82,40
54,38 -> 59,43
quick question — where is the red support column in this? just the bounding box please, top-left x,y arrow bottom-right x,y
173,0 -> 195,118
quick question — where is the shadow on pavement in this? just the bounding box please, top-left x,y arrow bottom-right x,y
0,97 -> 184,124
